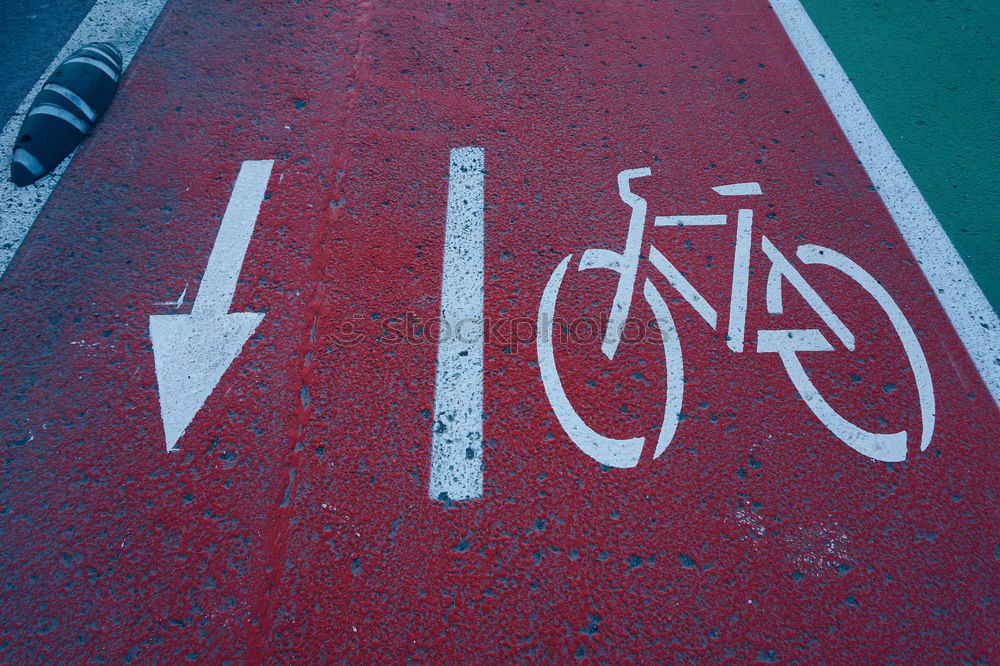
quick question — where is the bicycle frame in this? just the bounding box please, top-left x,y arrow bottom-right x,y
538,167 -> 935,466
577,168 -> 650,361
582,170 -> 784,358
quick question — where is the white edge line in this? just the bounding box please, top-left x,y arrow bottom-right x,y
771,0 -> 1000,407
0,0 -> 170,280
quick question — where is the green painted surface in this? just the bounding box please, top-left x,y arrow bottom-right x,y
800,0 -> 999,311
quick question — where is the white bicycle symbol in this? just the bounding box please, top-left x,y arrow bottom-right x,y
536,168 -> 935,467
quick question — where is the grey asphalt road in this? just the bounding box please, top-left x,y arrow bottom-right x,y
0,0 -> 98,122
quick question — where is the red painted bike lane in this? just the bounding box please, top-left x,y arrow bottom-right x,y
0,1 -> 362,660
1,0 -> 997,662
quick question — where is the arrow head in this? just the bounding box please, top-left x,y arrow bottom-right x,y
149,312 -> 264,452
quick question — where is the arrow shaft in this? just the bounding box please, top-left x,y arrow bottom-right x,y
192,160 -> 273,317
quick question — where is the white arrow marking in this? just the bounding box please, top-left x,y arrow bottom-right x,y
149,160 -> 273,452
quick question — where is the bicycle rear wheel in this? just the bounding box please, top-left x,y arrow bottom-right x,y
536,254 -> 685,467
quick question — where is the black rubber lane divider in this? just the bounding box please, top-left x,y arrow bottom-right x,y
10,42 -> 122,187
